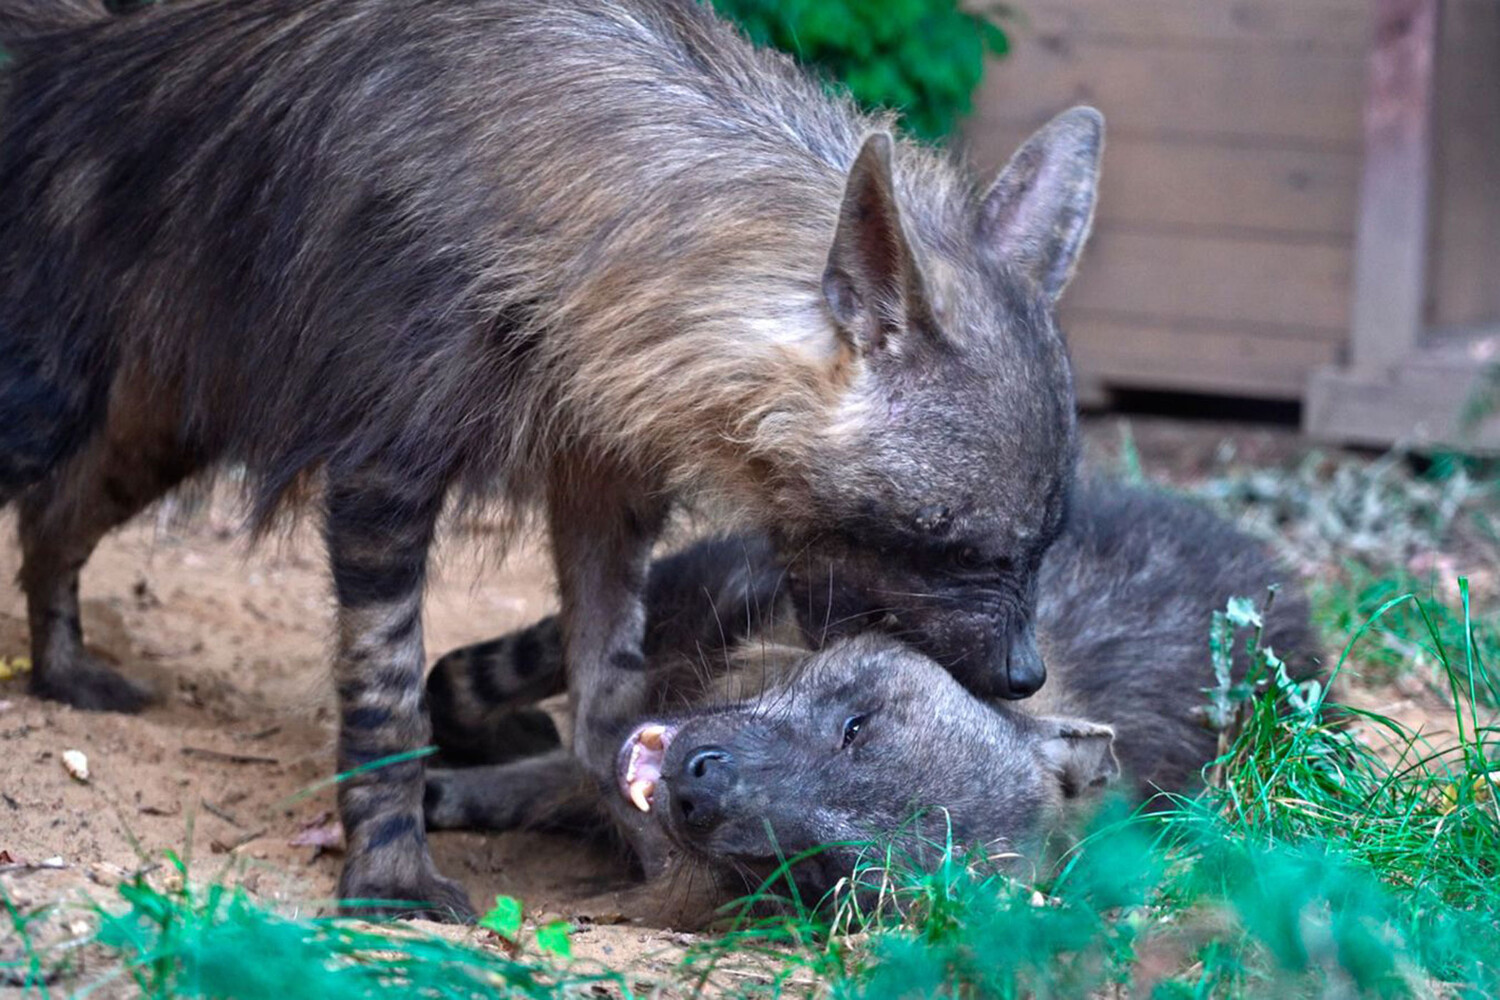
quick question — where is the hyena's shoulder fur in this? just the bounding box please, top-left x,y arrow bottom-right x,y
0,0 -> 979,515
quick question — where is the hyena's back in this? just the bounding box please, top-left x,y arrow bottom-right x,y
0,0 -> 879,917
1029,482 -> 1313,794
1,0 -> 1097,917
0,0 -> 867,511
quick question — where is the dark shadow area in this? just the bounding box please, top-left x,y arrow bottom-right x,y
1086,388 -> 1302,428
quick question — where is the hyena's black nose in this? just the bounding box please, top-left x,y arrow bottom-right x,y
1001,624 -> 1046,699
673,746 -> 735,832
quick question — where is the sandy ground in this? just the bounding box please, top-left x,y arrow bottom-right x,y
0,417 -> 1477,993
0,494 -> 719,990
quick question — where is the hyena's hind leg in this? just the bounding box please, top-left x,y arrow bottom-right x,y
17,413 -> 199,712
424,748 -> 605,835
425,531 -> 785,767
323,465 -> 473,922
425,616 -> 567,766
0,335 -> 103,508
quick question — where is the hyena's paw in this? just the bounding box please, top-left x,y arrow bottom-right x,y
337,858 -> 476,923
422,769 -> 471,830
29,654 -> 154,713
423,765 -> 532,832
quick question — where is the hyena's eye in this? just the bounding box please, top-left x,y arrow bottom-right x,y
955,547 -> 987,571
953,547 -> 1012,575
841,714 -> 869,750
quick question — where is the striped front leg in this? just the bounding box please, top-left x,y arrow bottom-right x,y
546,461 -> 670,872
325,472 -> 473,921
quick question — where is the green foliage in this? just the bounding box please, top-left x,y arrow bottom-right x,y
1316,567 -> 1500,703
478,894 -> 574,960
709,0 -> 1009,142
479,894 -> 524,941
17,879 -> 607,999
1192,448 -> 1497,573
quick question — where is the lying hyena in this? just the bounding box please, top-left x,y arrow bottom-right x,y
423,483 -> 1313,905
0,0 -> 1099,916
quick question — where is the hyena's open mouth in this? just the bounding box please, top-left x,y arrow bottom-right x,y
617,722 -> 678,813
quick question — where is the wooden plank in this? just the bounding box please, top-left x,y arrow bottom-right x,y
974,35 -> 1366,147
1068,319 -> 1338,399
1428,0 -> 1500,328
1063,230 -> 1351,334
1305,339 -> 1500,451
1346,0 -> 1439,373
1015,0 -> 1369,52
964,129 -> 1360,238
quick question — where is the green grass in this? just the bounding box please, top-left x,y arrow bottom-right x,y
4,868 -> 617,999
1314,567 -> 1500,705
1187,433 -> 1500,701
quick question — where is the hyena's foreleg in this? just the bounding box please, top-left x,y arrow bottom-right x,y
0,333 -> 103,509
547,460 -> 669,873
424,748 -> 604,834
18,411 -> 197,712
324,467 -> 472,921
425,616 -> 567,766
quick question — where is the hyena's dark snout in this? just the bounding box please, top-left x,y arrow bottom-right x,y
917,616 -> 1047,700
994,621 -> 1046,699
668,745 -> 736,834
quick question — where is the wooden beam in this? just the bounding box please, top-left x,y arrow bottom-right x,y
1305,328 -> 1500,451
1347,0 -> 1440,373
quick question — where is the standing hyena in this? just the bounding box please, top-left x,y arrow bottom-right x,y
0,0 -> 1100,918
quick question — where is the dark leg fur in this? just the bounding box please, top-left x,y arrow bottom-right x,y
18,414 -> 194,712
325,466 -> 473,922
426,618 -> 566,766
547,460 -> 669,873
424,749 -> 604,834
0,337 -> 100,508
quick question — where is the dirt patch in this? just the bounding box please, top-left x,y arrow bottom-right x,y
0,496 -> 719,987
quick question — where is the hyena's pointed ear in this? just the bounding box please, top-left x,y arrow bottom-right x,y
977,106 -> 1103,302
1036,716 -> 1119,798
822,132 -> 934,353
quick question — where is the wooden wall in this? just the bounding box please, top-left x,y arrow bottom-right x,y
1429,0 -> 1500,331
966,0 -> 1500,405
965,0 -> 1371,402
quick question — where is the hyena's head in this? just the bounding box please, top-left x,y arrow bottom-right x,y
616,636 -> 1118,900
771,107 -> 1101,702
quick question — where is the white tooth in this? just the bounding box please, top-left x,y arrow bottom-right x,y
638,725 -> 667,751
628,779 -> 655,813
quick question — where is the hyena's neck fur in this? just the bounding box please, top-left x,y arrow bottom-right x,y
439,0 -> 976,516
514,130 -> 966,519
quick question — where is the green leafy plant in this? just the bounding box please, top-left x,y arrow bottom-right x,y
479,895 -> 573,961
710,0 -> 1009,142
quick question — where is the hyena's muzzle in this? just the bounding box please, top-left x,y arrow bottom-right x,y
782,547 -> 1047,700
